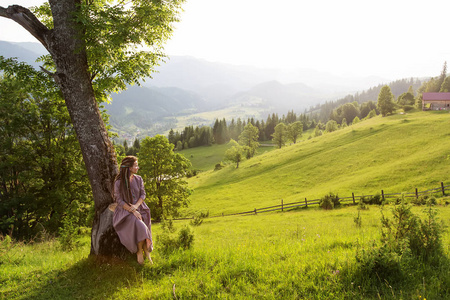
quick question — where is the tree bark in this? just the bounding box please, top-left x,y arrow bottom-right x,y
1,1 -> 125,257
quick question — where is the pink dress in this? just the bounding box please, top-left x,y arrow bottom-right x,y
113,175 -> 152,253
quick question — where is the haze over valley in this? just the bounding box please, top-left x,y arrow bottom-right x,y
1,40 -> 415,141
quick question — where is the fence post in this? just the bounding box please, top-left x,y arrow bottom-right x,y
281,199 -> 284,212
415,188 -> 419,199
441,182 -> 446,196
254,208 -> 257,215
381,190 -> 384,201
305,198 -> 308,208
222,212 -> 224,217
352,192 -> 355,205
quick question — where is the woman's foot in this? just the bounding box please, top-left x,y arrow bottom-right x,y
144,250 -> 153,264
137,251 -> 144,265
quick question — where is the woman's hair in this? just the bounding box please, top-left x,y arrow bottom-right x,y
114,156 -> 137,205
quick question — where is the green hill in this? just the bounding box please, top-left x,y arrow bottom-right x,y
185,111 -> 450,215
178,143 -> 276,171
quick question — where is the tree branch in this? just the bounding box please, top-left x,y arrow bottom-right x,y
0,5 -> 50,49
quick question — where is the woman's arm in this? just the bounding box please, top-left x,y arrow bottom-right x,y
115,180 -> 140,216
130,176 -> 146,210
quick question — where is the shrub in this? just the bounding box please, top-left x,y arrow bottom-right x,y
354,199 -> 445,283
354,210 -> 362,227
357,200 -> 368,210
58,214 -> 81,251
214,162 -> 224,171
361,194 -> 382,205
319,193 -> 340,210
158,225 -> 195,255
408,206 -> 444,260
186,169 -> 198,178
190,211 -> 209,226
177,226 -> 194,250
403,105 -> 415,112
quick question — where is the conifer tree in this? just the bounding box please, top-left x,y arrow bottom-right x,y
377,85 -> 396,116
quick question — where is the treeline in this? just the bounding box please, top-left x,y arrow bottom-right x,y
313,77 -> 423,123
168,112 -> 320,150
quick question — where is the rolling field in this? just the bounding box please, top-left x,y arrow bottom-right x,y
1,111 -> 449,299
2,205 -> 449,299
184,111 -> 450,216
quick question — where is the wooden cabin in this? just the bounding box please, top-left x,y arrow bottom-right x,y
422,92 -> 450,110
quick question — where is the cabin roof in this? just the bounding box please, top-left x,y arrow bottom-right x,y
423,92 -> 450,101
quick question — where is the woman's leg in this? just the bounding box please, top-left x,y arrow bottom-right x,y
137,240 -> 144,264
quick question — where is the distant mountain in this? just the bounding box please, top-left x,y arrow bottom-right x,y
148,56 -> 389,100
0,41 -> 48,68
104,85 -> 207,137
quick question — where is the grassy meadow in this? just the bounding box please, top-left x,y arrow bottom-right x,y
179,143 -> 276,171
1,111 -> 450,299
185,111 -> 450,216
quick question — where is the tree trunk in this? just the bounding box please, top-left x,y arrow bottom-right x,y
48,0 -> 125,257
1,2 -> 126,257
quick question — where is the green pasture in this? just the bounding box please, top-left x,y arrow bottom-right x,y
179,143 -> 276,172
2,111 -> 450,299
1,204 -> 449,299
185,111 -> 450,216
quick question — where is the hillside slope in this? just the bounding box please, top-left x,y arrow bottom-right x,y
185,111 -> 450,215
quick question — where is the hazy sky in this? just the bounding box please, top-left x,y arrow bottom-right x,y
1,0 -> 449,80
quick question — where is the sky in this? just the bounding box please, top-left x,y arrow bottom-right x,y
1,0 -> 449,80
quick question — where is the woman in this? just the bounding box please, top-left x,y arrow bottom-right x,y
113,156 -> 153,264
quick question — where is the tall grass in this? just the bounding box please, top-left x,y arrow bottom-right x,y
2,205 -> 449,299
2,111 -> 449,299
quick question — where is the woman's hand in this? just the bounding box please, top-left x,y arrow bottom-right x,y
132,210 -> 142,221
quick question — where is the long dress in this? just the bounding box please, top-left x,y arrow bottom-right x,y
113,175 -> 152,253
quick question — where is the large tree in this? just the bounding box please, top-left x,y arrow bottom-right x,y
238,123 -> 259,159
0,1 -> 183,256
287,121 -> 303,144
0,58 -> 92,239
272,123 -> 287,149
377,85 -> 396,117
225,139 -> 244,168
139,135 -> 191,222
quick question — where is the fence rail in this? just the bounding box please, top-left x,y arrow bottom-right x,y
177,182 -> 448,220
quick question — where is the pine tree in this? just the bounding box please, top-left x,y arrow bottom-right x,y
377,86 -> 396,117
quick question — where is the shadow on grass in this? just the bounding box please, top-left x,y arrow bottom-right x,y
22,255 -> 154,299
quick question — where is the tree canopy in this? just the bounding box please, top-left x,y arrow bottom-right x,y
238,123 -> 260,159
287,121 -> 303,143
377,86 -> 396,117
225,139 -> 245,168
0,57 -> 91,239
272,123 -> 287,148
0,0 -> 185,256
139,135 -> 191,222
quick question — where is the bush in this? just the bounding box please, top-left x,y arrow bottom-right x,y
190,211 -> 209,226
403,105 -> 415,112
360,193 -> 382,205
412,195 -> 437,206
214,163 -> 224,171
357,200 -> 368,210
319,193 -> 340,210
158,225 -> 194,255
354,210 -> 362,227
354,199 -> 445,283
186,169 -> 198,178
58,214 -> 81,251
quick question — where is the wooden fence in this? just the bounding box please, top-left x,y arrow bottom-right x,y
175,182 -> 449,220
